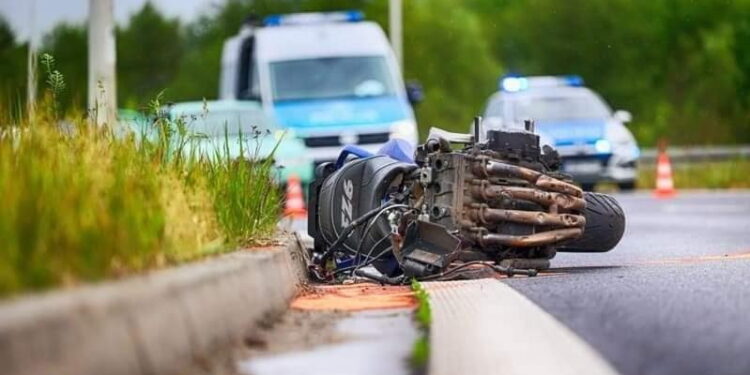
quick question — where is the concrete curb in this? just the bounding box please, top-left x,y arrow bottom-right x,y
423,279 -> 618,375
0,236 -> 306,375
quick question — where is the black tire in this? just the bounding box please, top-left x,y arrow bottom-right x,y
558,192 -> 625,253
618,180 -> 636,191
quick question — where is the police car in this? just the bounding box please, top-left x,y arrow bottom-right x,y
482,75 -> 640,190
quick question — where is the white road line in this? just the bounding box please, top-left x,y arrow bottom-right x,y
423,279 -> 619,375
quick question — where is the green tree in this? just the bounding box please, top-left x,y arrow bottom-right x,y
492,0 -> 750,145
117,3 -> 183,108
401,0 -> 501,136
0,17 -> 29,120
655,0 -> 749,144
41,23 -> 87,113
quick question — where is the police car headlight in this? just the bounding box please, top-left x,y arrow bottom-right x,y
595,139 -> 612,153
390,120 -> 418,144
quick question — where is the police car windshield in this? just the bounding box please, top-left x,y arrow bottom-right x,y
270,56 -> 396,101
490,95 -> 611,122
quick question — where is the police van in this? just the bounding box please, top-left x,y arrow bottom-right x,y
482,75 -> 640,190
219,11 -> 421,179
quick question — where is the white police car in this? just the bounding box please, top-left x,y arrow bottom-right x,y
482,75 -> 640,190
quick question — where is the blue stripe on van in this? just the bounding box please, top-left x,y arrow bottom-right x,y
273,96 -> 408,128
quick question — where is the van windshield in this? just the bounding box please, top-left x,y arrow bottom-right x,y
514,96 -> 610,121
270,56 -> 396,101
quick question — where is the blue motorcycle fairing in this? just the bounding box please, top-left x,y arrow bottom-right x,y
334,138 -> 416,169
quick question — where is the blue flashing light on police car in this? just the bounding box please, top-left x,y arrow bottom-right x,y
483,75 -> 640,190
500,75 -> 584,92
264,10 -> 364,27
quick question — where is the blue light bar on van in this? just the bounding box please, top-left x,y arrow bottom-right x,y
500,75 -> 585,92
264,10 -> 364,26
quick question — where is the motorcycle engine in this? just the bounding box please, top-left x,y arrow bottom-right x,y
309,122 -> 588,279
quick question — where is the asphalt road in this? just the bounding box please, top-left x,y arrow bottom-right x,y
506,191 -> 750,375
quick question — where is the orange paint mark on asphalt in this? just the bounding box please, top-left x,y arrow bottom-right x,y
291,283 -> 417,312
644,249 -> 750,266
694,251 -> 750,262
290,268 -> 559,311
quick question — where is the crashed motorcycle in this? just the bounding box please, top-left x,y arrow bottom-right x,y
307,118 -> 625,284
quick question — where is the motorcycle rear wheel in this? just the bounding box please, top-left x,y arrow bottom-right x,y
557,192 -> 626,253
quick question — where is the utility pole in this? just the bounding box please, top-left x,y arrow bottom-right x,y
88,0 -> 117,127
26,0 -> 37,120
389,0 -> 403,69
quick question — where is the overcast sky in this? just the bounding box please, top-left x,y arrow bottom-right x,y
0,0 -> 217,43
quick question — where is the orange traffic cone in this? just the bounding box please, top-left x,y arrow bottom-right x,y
284,174 -> 307,218
653,142 -> 676,199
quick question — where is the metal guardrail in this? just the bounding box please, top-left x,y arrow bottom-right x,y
640,145 -> 750,163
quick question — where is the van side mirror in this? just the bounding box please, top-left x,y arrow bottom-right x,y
613,110 -> 632,124
406,80 -> 424,105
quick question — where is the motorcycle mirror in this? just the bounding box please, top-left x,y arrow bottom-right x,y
613,110 -> 632,124
406,80 -> 424,105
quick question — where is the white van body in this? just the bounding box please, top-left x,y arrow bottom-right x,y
220,12 -> 418,167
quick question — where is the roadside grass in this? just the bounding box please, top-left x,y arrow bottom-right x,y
410,280 -> 432,372
637,158 -> 750,189
0,95 -> 280,297
202,131 -> 281,241
412,279 -> 432,327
